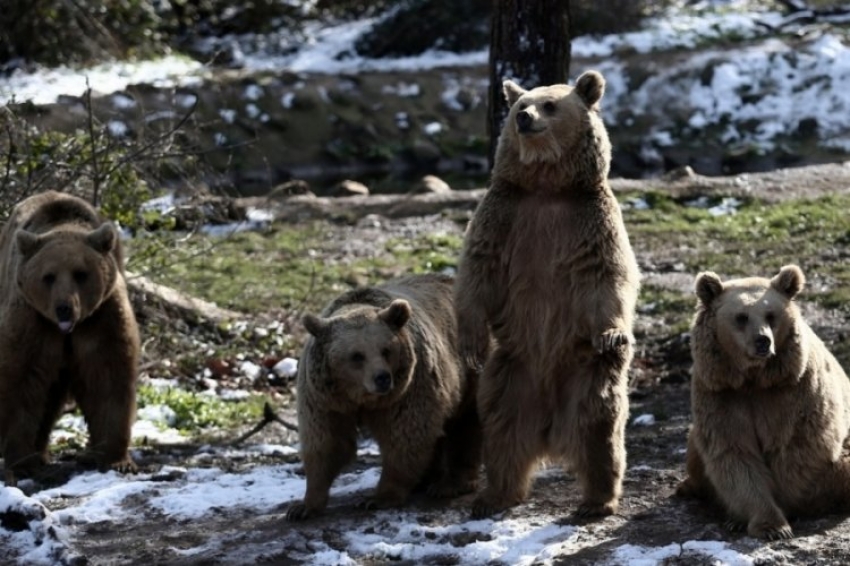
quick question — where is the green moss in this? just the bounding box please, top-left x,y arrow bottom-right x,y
385,232 -> 463,273
128,223 -> 464,316
637,285 -> 694,336
137,384 -> 267,436
622,192 -> 850,315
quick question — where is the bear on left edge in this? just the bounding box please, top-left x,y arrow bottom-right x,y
0,191 -> 140,485
286,273 -> 481,521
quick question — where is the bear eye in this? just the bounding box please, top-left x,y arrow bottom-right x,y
765,312 -> 775,326
73,270 -> 88,284
542,101 -> 556,114
350,352 -> 365,364
43,273 -> 56,286
734,313 -> 748,327
518,102 -> 528,111
381,348 -> 391,359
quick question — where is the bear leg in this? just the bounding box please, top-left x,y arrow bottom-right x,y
427,385 -> 482,499
286,413 -> 357,521
675,432 -> 716,500
471,350 -> 544,518
33,369 -> 74,461
363,413 -> 447,510
72,364 -> 137,473
0,367 -> 52,479
571,416 -> 625,517
560,359 -> 628,517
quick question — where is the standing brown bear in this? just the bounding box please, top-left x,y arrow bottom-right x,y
286,273 -> 481,521
0,191 -> 140,484
677,265 -> 850,539
455,70 -> 640,518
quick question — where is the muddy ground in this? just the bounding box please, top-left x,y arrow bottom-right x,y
12,162 -> 850,565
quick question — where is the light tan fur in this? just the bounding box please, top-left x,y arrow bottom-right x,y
455,71 -> 640,518
677,265 -> 850,539
286,273 -> 481,521
0,191 -> 140,484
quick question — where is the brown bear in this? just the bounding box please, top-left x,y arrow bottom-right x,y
285,273 -> 481,521
0,191 -> 140,484
455,70 -> 641,519
677,265 -> 850,539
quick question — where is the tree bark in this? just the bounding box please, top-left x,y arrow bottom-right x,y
487,0 -> 572,167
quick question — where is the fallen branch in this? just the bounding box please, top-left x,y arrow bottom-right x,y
231,402 -> 298,446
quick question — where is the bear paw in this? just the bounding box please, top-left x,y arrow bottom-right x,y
723,518 -> 746,533
107,458 -> 138,474
575,499 -> 617,518
748,518 -> 794,540
457,316 -> 490,371
470,495 -> 509,519
593,329 -> 633,354
285,501 -> 317,522
426,477 -> 478,499
356,491 -> 407,511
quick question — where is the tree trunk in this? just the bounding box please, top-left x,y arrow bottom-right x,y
487,0 -> 571,167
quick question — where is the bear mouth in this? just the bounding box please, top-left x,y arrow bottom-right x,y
518,126 -> 547,136
57,321 -> 75,334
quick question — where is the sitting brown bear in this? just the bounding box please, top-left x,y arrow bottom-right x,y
0,191 -> 140,484
678,265 -> 850,539
286,273 -> 481,520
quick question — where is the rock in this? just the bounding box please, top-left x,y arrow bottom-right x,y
268,179 -> 314,199
662,165 -> 697,182
333,179 -> 370,197
410,175 -> 451,194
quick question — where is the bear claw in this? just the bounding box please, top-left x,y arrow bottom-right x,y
593,330 -> 633,354
285,502 -> 313,521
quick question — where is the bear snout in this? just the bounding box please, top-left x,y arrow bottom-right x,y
516,110 -> 534,133
373,370 -> 393,394
54,302 -> 76,333
754,334 -> 773,357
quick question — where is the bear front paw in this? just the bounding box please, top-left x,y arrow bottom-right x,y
470,495 -> 509,519
593,329 -> 633,354
748,518 -> 793,540
575,499 -> 617,518
357,490 -> 407,511
108,457 -> 138,474
426,476 -> 478,499
285,501 -> 317,521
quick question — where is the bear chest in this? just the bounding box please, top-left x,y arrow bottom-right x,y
503,198 -> 601,292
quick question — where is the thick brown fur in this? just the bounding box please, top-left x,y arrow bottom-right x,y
286,273 -> 481,521
455,71 -> 640,519
0,191 -> 139,483
677,265 -> 850,540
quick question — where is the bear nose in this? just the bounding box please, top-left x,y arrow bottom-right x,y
516,110 -> 533,132
55,304 -> 73,322
373,370 -> 392,394
754,335 -> 772,355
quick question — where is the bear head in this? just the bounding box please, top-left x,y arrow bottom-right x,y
695,265 -> 805,370
496,70 -> 611,187
303,299 -> 416,406
15,222 -> 119,334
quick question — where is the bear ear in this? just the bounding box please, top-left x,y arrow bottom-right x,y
695,271 -> 724,306
15,229 -> 43,258
575,70 -> 606,107
502,80 -> 526,107
302,313 -> 329,337
771,264 -> 805,299
85,223 -> 117,254
379,299 -> 411,331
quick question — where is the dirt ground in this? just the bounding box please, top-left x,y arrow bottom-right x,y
13,162 -> 850,565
